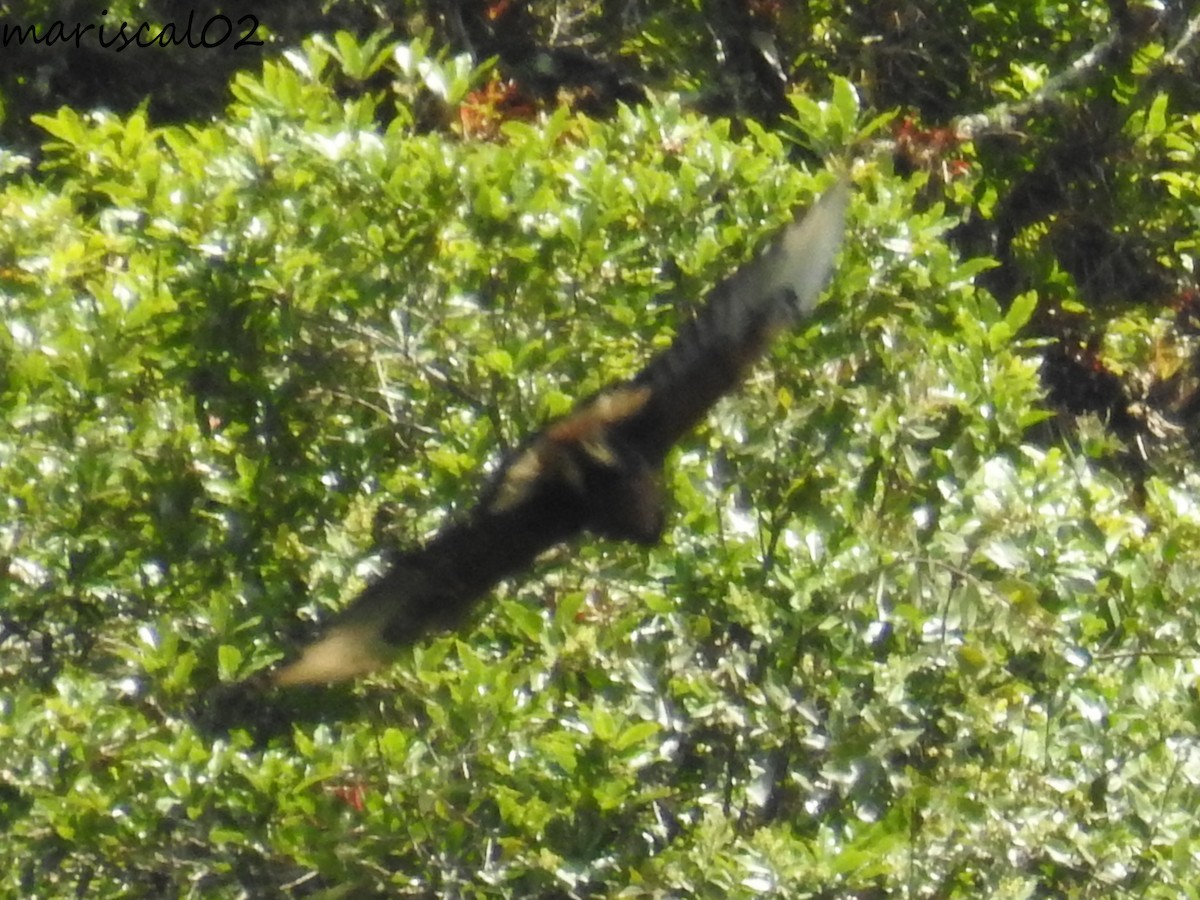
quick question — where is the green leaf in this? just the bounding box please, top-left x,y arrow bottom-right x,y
482,348 -> 514,375
502,599 -> 544,642
217,644 -> 244,681
534,731 -> 578,774
831,76 -> 860,132
32,109 -> 84,146
979,539 -> 1024,572
613,720 -> 659,752
334,31 -> 364,78
1004,290 -> 1038,334
1145,92 -> 1168,136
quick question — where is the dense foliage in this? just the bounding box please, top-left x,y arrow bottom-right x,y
4,3 -> 1200,897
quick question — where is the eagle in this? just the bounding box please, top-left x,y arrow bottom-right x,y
273,179 -> 850,686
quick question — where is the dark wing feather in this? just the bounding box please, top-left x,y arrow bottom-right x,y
271,180 -> 849,686
616,179 -> 850,464
274,478 -> 584,685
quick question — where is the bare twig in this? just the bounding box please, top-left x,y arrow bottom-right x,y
1162,9 -> 1200,71
954,29 -> 1129,139
954,7 -> 1200,141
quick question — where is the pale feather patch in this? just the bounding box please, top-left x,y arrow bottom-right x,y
589,386 -> 652,422
273,619 -> 391,686
761,179 -> 850,317
489,386 -> 652,513
488,446 -> 545,513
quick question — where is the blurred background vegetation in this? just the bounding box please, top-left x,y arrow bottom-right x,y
3,0 -> 1200,896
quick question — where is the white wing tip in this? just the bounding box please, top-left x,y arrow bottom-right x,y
767,178 -> 851,315
273,620 -> 389,686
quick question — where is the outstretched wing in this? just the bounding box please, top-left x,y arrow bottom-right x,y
273,493 -> 575,685
614,178 -> 850,464
270,180 -> 850,686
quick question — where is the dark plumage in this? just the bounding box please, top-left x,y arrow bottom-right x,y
273,180 -> 850,685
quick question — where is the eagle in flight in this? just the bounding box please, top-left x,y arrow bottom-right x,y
273,179 -> 850,686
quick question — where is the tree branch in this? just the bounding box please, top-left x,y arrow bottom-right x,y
954,7 -> 1200,141
954,28 -> 1130,139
